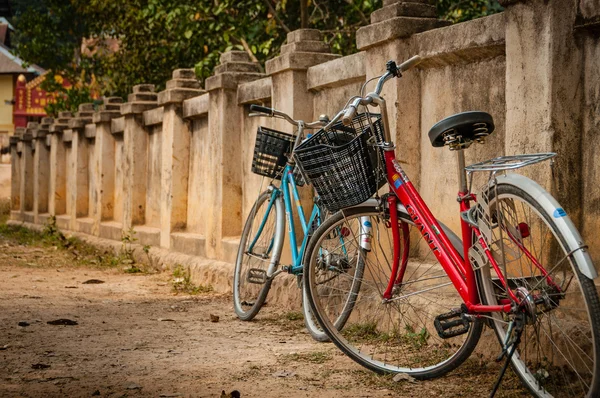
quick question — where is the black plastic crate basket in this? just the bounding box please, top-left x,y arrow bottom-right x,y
251,126 -> 304,186
293,113 -> 386,212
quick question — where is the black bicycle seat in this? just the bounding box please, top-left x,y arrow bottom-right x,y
428,111 -> 495,148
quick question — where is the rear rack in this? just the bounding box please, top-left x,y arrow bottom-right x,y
465,153 -> 556,173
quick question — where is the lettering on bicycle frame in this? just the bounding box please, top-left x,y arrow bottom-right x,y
391,160 -> 410,183
405,204 -> 440,254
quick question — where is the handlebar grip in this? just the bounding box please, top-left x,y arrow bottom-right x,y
399,55 -> 423,73
342,106 -> 357,126
249,104 -> 273,115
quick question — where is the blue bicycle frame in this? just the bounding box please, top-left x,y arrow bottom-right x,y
248,163 -> 322,275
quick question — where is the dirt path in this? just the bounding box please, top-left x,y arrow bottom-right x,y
0,232 -> 529,397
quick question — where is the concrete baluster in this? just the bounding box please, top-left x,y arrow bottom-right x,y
157,69 -> 204,249
87,97 -> 123,236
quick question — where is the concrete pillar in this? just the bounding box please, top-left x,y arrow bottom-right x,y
48,112 -> 71,222
67,103 -> 94,231
356,1 -> 449,188
501,0 -> 585,225
9,131 -> 20,220
157,69 -> 203,248
204,52 -> 264,261
120,85 -> 158,233
32,118 -> 51,224
88,97 -> 123,236
19,125 -> 34,222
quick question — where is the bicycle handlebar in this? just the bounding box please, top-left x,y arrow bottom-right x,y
249,104 -> 273,116
341,55 -> 423,126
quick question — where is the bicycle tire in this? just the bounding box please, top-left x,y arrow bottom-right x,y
477,182 -> 600,397
304,204 -> 483,378
302,248 -> 365,342
233,190 -> 284,321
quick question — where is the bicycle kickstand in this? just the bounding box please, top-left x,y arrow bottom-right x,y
489,313 -> 525,398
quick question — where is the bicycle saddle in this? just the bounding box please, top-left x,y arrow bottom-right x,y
428,111 -> 495,148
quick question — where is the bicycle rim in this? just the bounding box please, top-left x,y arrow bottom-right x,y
233,190 -> 282,321
478,184 -> 600,397
305,205 -> 482,378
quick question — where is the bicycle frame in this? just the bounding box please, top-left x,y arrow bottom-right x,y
249,164 -> 322,276
374,95 -> 527,314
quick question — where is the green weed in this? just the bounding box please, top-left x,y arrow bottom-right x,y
172,264 -> 213,295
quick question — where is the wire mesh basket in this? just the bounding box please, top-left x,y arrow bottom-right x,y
251,126 -> 304,185
293,113 -> 386,212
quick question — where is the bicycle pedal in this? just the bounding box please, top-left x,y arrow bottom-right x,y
247,268 -> 267,284
433,309 -> 470,339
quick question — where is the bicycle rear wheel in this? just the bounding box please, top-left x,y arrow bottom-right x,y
478,182 -> 600,397
233,189 -> 284,321
304,204 -> 483,378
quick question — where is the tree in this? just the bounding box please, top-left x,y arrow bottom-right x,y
10,0 -> 502,114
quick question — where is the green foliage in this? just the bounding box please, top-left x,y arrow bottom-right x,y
436,0 -> 503,23
171,264 -> 213,295
10,1 -> 503,102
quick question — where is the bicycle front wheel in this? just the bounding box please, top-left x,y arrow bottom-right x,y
478,182 -> 600,397
233,189 -> 284,321
304,205 -> 483,379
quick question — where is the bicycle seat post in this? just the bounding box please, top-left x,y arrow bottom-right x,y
457,149 -> 468,195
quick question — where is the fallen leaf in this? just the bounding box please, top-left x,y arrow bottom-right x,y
31,363 -> 51,370
392,372 -> 417,383
18,321 -> 30,327
82,279 -> 105,284
47,319 -> 78,326
157,318 -> 175,322
209,314 -> 219,323
272,370 -> 295,378
125,382 -> 142,390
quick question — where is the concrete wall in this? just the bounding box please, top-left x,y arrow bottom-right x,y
8,0 -> 600,285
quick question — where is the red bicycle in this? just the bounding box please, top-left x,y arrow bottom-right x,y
298,56 -> 600,397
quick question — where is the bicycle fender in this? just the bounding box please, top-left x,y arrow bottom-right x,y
495,173 -> 598,280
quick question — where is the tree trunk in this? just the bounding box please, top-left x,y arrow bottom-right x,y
300,0 -> 308,28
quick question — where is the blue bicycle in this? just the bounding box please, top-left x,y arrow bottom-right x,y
233,104 -> 367,341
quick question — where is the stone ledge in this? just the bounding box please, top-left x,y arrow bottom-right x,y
171,232 -> 206,258
133,84 -> 155,93
45,135 -> 51,147
157,88 -> 204,106
166,79 -> 202,89
356,16 -> 450,50
287,29 -> 321,43
23,211 -> 35,224
205,72 -> 264,91
214,62 -> 262,74
371,2 -> 437,23
237,77 -> 272,105
121,102 -> 158,116
280,40 -> 329,54
183,94 -> 209,119
99,221 -> 123,241
413,12 -> 506,68
76,217 -> 94,235
69,118 -> 93,130
135,225 -> 161,247
62,130 -> 73,143
307,52 -> 365,90
265,52 -> 340,75
143,106 -> 165,126
55,214 -> 71,230
92,111 -> 121,124
111,117 -> 125,135
128,92 -> 158,102
84,124 -> 96,139
49,124 -> 68,133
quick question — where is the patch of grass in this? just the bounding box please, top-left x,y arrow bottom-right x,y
0,198 -> 9,224
0,215 -> 150,271
284,311 -> 303,321
171,264 -> 213,295
283,350 -> 333,364
262,311 -> 305,331
342,321 -> 380,341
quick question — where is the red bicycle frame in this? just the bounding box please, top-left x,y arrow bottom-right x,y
382,149 -> 515,314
